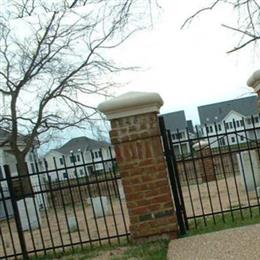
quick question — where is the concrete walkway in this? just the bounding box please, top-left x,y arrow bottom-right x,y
168,224 -> 260,260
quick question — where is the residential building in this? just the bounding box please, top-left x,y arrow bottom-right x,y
44,136 -> 115,182
162,111 -> 194,156
0,129 -> 44,219
198,95 -> 260,147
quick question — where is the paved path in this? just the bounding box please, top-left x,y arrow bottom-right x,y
168,224 -> 260,260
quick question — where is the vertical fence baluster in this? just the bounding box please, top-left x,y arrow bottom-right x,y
90,151 -> 111,245
0,226 -> 7,258
71,151 -> 91,249
4,165 -> 28,259
80,151 -> 102,246
204,123 -> 225,223
0,172 -> 17,258
26,162 -> 46,256
214,122 -> 234,222
33,158 -> 56,254
159,117 -> 187,235
108,147 -> 130,242
187,126 -> 207,227
44,159 -> 66,253
233,119 -> 253,218
166,130 -> 189,231
54,157 -> 74,250
223,120 -> 244,220
250,116 -> 260,215
99,148 -> 120,243
243,118 -> 260,204
62,153 -> 83,248
198,124 -> 216,225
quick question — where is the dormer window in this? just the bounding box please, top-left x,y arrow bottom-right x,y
59,158 -> 64,165
70,155 -> 76,163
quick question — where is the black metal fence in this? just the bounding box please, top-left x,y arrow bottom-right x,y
0,148 -> 129,259
160,116 -> 260,233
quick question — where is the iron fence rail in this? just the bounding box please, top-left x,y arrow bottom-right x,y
0,147 -> 129,259
160,115 -> 260,233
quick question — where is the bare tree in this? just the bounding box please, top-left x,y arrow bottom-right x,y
0,0 -> 155,195
182,0 -> 260,53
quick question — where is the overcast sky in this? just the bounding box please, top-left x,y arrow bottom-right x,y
2,0 -> 259,152
104,0 -> 260,125
42,0 -> 260,149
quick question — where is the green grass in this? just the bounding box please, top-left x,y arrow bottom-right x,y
183,206 -> 260,237
115,239 -> 169,260
29,239 -> 169,260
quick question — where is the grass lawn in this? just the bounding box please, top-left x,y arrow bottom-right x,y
30,239 -> 170,260
184,206 -> 260,236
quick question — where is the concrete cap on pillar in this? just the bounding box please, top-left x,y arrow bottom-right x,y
97,91 -> 164,120
193,140 -> 209,151
247,70 -> 260,93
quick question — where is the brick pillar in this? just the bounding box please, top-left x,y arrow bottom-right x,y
98,92 -> 178,241
193,141 -> 216,183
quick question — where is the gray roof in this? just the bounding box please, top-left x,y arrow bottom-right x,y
198,95 -> 258,125
162,111 -> 187,132
0,129 -> 10,139
55,136 -> 110,155
0,129 -> 26,143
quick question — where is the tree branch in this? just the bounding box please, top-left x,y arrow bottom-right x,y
181,0 -> 221,29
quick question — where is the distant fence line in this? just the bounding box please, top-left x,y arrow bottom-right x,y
177,152 -> 240,184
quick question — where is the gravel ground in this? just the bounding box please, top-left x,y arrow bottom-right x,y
167,224 -> 260,260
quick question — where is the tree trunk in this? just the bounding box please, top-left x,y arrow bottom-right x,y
14,152 -> 33,200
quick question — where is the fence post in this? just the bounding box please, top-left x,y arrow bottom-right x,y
98,92 -> 178,241
4,165 -> 28,259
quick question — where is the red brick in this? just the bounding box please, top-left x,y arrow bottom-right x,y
147,204 -> 162,212
130,206 -> 148,216
123,185 -> 133,193
114,145 -> 122,160
144,141 -> 152,158
141,174 -> 155,182
127,192 -> 144,201
136,199 -> 148,207
109,111 -> 177,241
119,163 -> 136,170
146,179 -> 168,189
128,176 -> 142,185
131,183 -> 148,192
150,193 -> 172,204
138,159 -> 154,166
